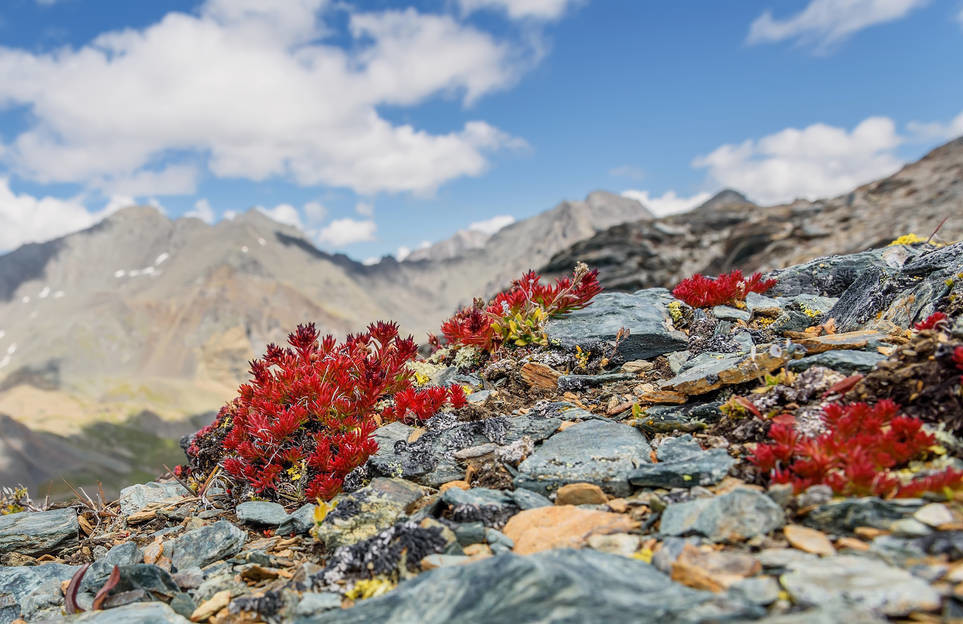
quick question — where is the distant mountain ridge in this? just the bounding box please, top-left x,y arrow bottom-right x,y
0,189 -> 652,494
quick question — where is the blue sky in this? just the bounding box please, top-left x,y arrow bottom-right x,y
0,0 -> 960,262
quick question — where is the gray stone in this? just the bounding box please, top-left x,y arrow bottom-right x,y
795,484 -> 833,508
294,592 -> 342,616
70,601 -> 191,622
0,563 -> 79,622
756,548 -> 817,570
745,292 -> 783,315
660,353 -> 743,394
277,503 -> 316,535
168,521 -> 246,571
508,488 -> 552,510
441,488 -> 518,527
314,478 -> 426,549
485,529 -> 514,549
421,554 -> 472,569
803,497 -> 923,533
466,389 -> 491,404
890,518 -> 932,537
295,549 -> 761,624
730,576 -> 781,605
780,555 -> 940,616
666,351 -> 690,374
0,508 -> 78,556
789,294 -> 837,316
514,419 -> 651,497
118,481 -> 188,515
452,522 -> 487,546
767,248 -> 898,298
236,501 -> 288,527
545,289 -> 688,360
557,372 -> 636,391
788,349 -> 885,373
660,488 -> 785,541
81,542 -> 143,593
651,536 -> 697,574
712,305 -> 751,322
770,310 -> 814,333
628,435 -> 734,489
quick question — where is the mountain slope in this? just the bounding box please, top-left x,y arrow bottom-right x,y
543,137 -> 963,291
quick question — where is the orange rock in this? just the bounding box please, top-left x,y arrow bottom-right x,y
670,544 -> 761,592
502,505 -> 638,555
439,481 -> 470,493
143,539 -> 163,565
555,483 -> 608,506
784,524 -> 835,556
835,537 -> 870,551
606,498 -> 628,513
558,421 -> 576,431
520,362 -> 561,390
854,526 -> 889,540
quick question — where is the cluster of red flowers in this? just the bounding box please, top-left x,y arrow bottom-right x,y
186,321 -> 465,501
671,270 -> 776,308
955,345 -> 963,383
439,264 -> 602,352
914,311 -> 948,330
751,400 -> 963,498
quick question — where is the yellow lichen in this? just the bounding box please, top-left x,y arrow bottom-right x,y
346,577 -> 396,600
888,233 -> 925,246
667,300 -> 684,323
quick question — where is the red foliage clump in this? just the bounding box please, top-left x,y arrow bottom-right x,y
914,312 -> 948,331
750,399 -> 963,498
186,321 -> 464,501
441,263 -> 602,352
671,270 -> 776,308
955,345 -> 963,383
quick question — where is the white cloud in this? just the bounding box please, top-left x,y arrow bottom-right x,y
0,178 -> 98,250
908,110 -> 963,142
95,164 -> 199,196
0,2 -> 528,196
103,195 -> 136,214
186,198 -> 215,224
257,203 -> 304,229
355,201 -> 374,217
317,218 -> 377,247
747,0 -> 928,51
620,190 -> 713,217
304,201 -> 327,222
362,256 -> 380,266
468,214 -> 515,235
693,116 -> 903,205
458,0 -> 581,20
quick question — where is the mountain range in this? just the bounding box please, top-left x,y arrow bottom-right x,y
0,137 -> 960,495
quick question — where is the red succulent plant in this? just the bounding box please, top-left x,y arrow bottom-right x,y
914,312 -> 948,331
750,400 -> 963,498
671,270 -> 776,308
441,263 -> 602,352
186,321 -> 464,501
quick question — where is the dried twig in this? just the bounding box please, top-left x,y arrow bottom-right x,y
925,215 -> 949,245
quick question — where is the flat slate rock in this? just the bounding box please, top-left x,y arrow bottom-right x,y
629,435 -> 734,489
0,508 -> 78,556
660,488 -> 785,541
81,542 -> 143,592
514,419 -> 651,497
236,501 -> 289,527
295,548 -> 762,624
545,289 -> 688,361
118,482 -> 189,516
168,521 -> 246,571
780,555 -> 940,616
803,497 -> 923,533
0,562 -> 79,622
788,350 -> 886,373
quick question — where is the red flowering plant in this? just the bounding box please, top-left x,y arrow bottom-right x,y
750,399 -> 963,498
184,321 -> 465,502
671,270 -> 776,308
955,345 -> 963,383
438,262 -> 602,353
914,312 -> 948,331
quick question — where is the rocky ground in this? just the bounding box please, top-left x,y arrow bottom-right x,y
2,241 -> 963,623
